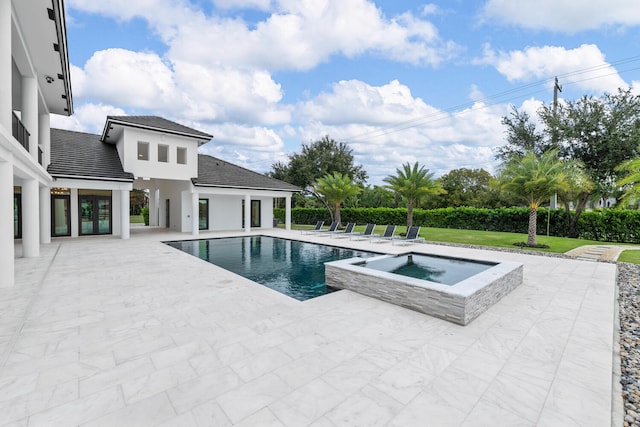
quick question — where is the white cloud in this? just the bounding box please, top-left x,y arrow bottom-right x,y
198,123 -> 287,170
478,44 -> 629,94
51,103 -> 127,133
293,80 -> 510,183
481,0 -> 640,32
69,0 -> 459,71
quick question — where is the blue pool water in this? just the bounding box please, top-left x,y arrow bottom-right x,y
165,236 -> 378,301
363,253 -> 496,286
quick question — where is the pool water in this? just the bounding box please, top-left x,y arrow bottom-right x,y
363,253 -> 496,286
165,236 -> 377,301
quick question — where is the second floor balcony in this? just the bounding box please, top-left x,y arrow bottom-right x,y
12,112 -> 30,153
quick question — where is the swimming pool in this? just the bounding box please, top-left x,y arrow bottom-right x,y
165,236 -> 378,301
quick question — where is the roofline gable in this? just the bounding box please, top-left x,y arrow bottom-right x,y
101,117 -> 213,143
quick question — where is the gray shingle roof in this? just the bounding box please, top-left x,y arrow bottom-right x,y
102,116 -> 212,141
194,154 -> 301,192
48,129 -> 134,181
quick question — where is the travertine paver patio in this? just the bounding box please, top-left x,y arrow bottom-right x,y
1,228 -> 618,426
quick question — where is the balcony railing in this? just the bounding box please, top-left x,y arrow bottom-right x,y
12,112 -> 30,153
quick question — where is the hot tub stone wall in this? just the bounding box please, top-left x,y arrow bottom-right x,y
325,258 -> 523,325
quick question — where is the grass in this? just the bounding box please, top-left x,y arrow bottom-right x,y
290,223 -> 640,257
619,250 -> 640,264
130,214 -> 144,224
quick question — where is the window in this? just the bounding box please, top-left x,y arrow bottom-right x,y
14,190 -> 21,239
199,199 -> 209,230
138,141 -> 149,160
177,147 -> 187,165
158,144 -> 169,162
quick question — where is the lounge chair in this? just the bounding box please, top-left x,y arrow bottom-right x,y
301,220 -> 324,234
314,221 -> 339,235
369,224 -> 397,243
350,223 -> 376,240
392,225 -> 424,245
330,222 -> 356,238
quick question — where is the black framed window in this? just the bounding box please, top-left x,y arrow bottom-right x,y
242,199 -> 261,228
199,199 -> 209,230
51,194 -> 71,237
13,191 -> 21,239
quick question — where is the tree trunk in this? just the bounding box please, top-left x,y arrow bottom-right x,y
527,207 -> 537,246
407,200 -> 414,228
335,203 -> 341,227
559,192 -> 590,238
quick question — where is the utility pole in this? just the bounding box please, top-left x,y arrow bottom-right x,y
553,76 -> 562,115
549,77 -> 563,223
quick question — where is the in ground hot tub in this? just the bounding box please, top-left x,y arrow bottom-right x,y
325,253 -> 523,325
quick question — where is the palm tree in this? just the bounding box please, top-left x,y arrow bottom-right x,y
383,162 -> 444,228
497,149 -> 568,246
616,157 -> 640,208
314,172 -> 361,226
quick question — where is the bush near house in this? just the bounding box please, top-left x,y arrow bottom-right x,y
275,207 -> 640,243
141,207 -> 150,226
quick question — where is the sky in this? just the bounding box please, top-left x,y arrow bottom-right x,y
52,0 -> 640,185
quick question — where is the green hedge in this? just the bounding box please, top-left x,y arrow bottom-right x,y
275,206 -> 640,243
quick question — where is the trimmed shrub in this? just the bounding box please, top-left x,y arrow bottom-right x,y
275,206 -> 640,243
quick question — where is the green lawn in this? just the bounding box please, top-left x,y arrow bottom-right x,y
618,250 -> 640,264
130,214 -> 144,224
290,223 -> 640,258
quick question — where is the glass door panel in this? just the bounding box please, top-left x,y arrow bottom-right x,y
199,199 -> 209,230
14,193 -> 21,238
51,195 -> 71,236
80,198 -> 94,234
98,199 -> 111,233
251,200 -> 261,227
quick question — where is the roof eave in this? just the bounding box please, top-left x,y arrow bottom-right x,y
50,173 -> 134,183
53,0 -> 73,115
102,118 -> 213,143
193,181 -> 301,192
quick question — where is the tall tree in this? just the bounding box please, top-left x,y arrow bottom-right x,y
383,162 -> 444,228
314,172 -> 362,226
270,136 -> 367,191
497,150 -> 568,247
497,89 -> 640,235
437,168 -> 503,208
555,161 -> 595,237
495,107 -> 546,162
541,88 -> 640,193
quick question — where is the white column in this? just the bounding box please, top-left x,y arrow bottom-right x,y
0,0 -> 10,131
285,195 -> 291,230
244,194 -> 251,232
21,179 -> 39,257
39,114 -> 50,168
22,76 -> 38,161
39,185 -> 50,244
0,160 -> 13,287
120,189 -> 130,239
191,192 -> 199,236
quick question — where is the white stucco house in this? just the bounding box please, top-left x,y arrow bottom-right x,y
1,0 -> 299,287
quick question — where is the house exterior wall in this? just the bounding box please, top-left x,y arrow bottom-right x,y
117,127 -> 199,181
